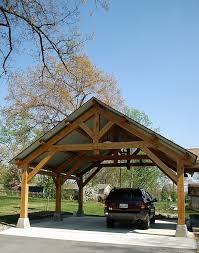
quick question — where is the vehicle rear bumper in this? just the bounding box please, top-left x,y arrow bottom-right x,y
105,211 -> 148,221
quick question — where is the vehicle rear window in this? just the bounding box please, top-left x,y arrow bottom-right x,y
106,189 -> 142,202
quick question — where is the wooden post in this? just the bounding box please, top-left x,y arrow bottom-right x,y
176,160 -> 187,237
54,174 -> 62,221
16,166 -> 30,228
76,176 -> 84,216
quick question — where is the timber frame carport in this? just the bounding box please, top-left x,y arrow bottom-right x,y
10,97 -> 198,237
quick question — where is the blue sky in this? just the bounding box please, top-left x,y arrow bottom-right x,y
1,0 -> 199,148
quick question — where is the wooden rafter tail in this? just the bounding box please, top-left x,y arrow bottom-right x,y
27,152 -> 56,182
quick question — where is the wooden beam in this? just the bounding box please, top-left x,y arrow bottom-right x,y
19,166 -> 29,218
76,128 -> 92,140
55,153 -> 85,174
98,121 -> 114,140
177,160 -> 185,225
55,174 -> 62,213
127,148 -> 130,170
93,112 -> 100,154
19,108 -> 96,166
142,147 -> 177,184
78,162 -> 101,176
62,160 -> 83,183
79,122 -> 94,139
77,176 -> 84,215
82,167 -> 102,187
27,152 -> 55,182
93,112 -> 100,140
48,141 -> 149,152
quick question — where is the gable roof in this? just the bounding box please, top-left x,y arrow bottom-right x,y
10,97 -> 197,166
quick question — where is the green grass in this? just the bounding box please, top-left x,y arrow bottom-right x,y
155,201 -> 177,216
0,196 -> 104,225
1,196 -> 199,226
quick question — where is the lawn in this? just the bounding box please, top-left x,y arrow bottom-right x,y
0,196 -> 198,225
0,196 -> 104,225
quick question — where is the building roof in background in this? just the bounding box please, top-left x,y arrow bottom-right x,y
97,184 -> 111,189
63,183 -> 78,190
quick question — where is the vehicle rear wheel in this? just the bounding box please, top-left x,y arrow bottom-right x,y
150,215 -> 155,224
106,218 -> 114,228
142,214 -> 150,230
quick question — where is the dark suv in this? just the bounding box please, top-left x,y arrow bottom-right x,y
104,188 -> 157,229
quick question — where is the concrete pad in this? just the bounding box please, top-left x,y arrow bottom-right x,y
0,217 -> 197,251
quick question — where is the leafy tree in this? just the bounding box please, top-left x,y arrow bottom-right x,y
0,163 -> 7,184
0,0 -> 109,77
36,175 -> 55,198
2,164 -> 21,189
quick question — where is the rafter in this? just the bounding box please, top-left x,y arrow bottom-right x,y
79,122 -> 94,139
19,108 -> 96,166
98,121 -> 114,140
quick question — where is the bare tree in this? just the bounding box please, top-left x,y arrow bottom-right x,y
0,0 -> 109,77
3,55 -> 124,131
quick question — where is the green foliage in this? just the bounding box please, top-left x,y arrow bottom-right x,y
171,190 -> 177,202
36,175 -> 55,198
161,190 -> 169,201
124,106 -> 153,128
0,164 -> 7,184
3,166 -> 21,190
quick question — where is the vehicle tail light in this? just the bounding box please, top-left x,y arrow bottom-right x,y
140,203 -> 146,209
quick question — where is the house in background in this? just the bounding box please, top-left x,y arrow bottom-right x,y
63,183 -> 79,200
18,184 -> 43,194
188,184 -> 199,211
97,184 -> 112,202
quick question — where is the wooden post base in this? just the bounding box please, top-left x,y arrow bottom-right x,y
175,224 -> 188,237
16,218 -> 30,228
53,212 -> 63,221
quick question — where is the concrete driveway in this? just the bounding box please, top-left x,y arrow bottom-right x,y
0,216 -> 197,252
